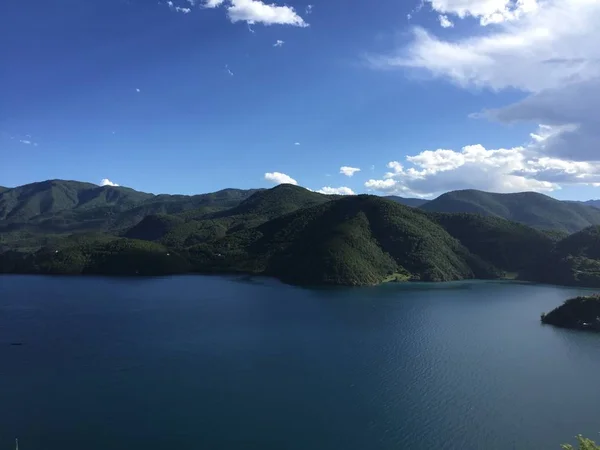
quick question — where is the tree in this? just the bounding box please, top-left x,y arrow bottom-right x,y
562,435 -> 600,450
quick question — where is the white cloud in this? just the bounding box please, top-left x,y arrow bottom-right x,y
203,0 -> 226,6
294,142 -> 300,145
167,1 -> 191,13
100,178 -> 119,187
201,0 -> 308,26
306,4 -> 313,14
375,0 -> 600,92
438,14 -> 454,27
340,166 -> 361,177
136,88 -> 141,92
363,131 -> 600,197
225,65 -> 234,76
425,0 -> 539,26
264,172 -> 298,185
19,139 -> 32,145
370,0 -> 600,163
317,186 -> 356,195
226,0 -> 307,26
187,0 -> 196,4
273,39 -> 285,47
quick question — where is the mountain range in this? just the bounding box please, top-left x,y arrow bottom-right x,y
1,179 -> 600,287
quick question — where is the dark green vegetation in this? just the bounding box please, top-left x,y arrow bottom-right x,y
187,195 -> 504,285
524,226 -> 600,288
0,180 -> 259,251
542,296 -> 600,332
4,180 -> 600,286
420,189 -> 600,233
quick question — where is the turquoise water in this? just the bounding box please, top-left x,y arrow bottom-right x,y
1,275 -> 599,449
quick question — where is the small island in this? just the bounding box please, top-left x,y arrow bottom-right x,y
541,295 -> 600,332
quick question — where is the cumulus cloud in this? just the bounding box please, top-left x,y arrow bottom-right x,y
264,172 -> 298,185
370,0 -> 600,163
340,166 -> 361,177
317,186 -> 356,195
273,39 -> 285,47
438,14 -> 454,27
100,178 -> 119,187
364,127 -> 600,197
204,0 -> 307,26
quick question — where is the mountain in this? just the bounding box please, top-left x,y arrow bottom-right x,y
187,195 -> 504,286
584,200 -> 600,209
125,184 -> 332,247
420,189 -> 600,233
385,196 -> 430,208
0,180 -> 259,250
0,180 -> 153,222
5,181 -> 600,287
217,184 -> 330,220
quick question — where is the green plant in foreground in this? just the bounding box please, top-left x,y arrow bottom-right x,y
562,435 -> 600,449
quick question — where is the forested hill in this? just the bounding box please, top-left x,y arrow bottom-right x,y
0,180 -> 260,238
3,181 -> 600,287
420,189 -> 600,233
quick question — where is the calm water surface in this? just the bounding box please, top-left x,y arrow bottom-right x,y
1,275 -> 599,450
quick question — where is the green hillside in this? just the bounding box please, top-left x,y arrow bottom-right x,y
0,180 -> 153,221
8,236 -> 190,276
523,226 -> 600,287
421,189 -> 600,233
0,180 -> 259,250
5,181 -> 600,287
429,213 -> 555,273
188,195 -> 500,286
133,184 -> 334,247
217,184 -> 331,219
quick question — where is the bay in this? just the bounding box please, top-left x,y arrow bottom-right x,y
1,275 -> 599,449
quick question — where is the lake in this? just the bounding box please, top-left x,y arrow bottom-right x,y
1,275 -> 599,450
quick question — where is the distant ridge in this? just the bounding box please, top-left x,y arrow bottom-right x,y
420,189 -> 600,233
385,195 -> 429,208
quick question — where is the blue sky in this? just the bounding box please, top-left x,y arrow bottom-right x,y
1,0 -> 599,200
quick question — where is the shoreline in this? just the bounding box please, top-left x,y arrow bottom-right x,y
0,270 -> 596,290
